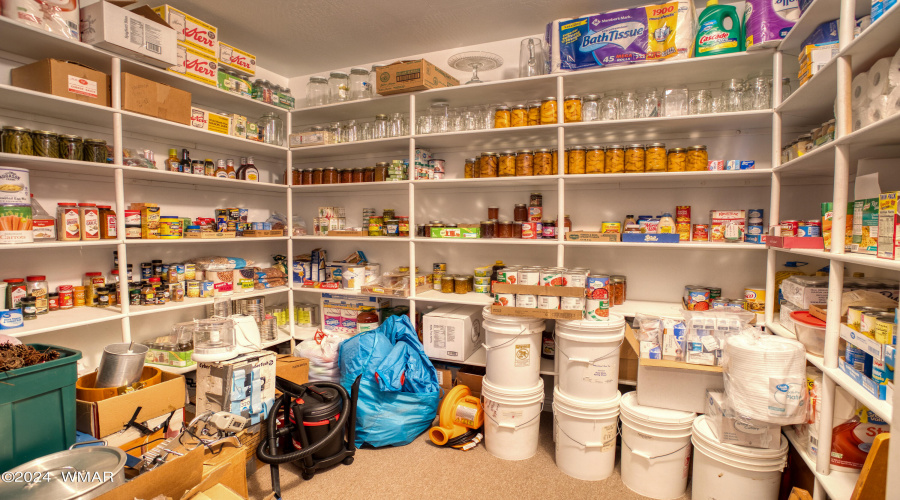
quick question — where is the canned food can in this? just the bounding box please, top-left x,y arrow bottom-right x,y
585,298 -> 609,321
748,208 -> 764,220
707,287 -> 722,300
473,276 -> 491,286
429,159 -> 446,173
498,269 -> 518,284
200,281 -> 214,298
521,222 -> 539,239
861,311 -> 885,338
798,220 -> 821,237
781,220 -> 800,237
561,296 -> 585,310
540,269 -> 563,286
494,293 -> 515,307
186,280 -> 200,298
676,206 -> 691,221
563,270 -> 587,287
538,295 -> 560,309
692,224 -> 709,241
686,287 -> 711,310
516,294 -> 538,308
847,306 -> 891,330
729,299 -> 748,311
185,263 -> 196,281
528,206 -> 543,222
845,345 -> 870,374
518,268 -> 540,286
433,263 -> 447,272
474,284 -> 491,294
711,299 -> 729,309
585,276 -> 609,299
874,314 -> 896,345
743,287 -> 766,312
676,223 -> 691,241
601,221 -> 621,234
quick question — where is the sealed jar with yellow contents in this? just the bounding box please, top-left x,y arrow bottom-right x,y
686,145 -> 708,171
567,146 -> 586,174
586,146 -> 605,174
498,151 -> 516,177
667,148 -> 687,172
645,143 -> 667,172
540,97 -> 558,124
625,144 -> 645,173
551,149 -> 565,175
526,101 -> 541,126
535,148 -> 553,176
464,157 -> 477,178
479,152 -> 499,177
472,155 -> 482,178
564,95 -> 582,123
516,150 -> 534,176
511,105 -> 527,127
606,145 -> 625,173
494,105 -> 511,128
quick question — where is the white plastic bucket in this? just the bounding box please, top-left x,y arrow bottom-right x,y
554,315 -> 625,401
553,387 -> 621,481
481,306 -> 545,389
482,377 -> 545,461
691,415 -> 788,500
619,391 -> 697,500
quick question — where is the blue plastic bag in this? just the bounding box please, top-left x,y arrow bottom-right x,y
339,315 -> 440,447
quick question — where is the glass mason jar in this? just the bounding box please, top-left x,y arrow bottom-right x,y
328,71 -> 350,103
431,103 -> 450,133
667,148 -> 687,172
689,89 -> 712,115
464,158 -> 477,178
582,94 -> 600,122
1,126 -> 33,155
58,134 -> 83,160
637,88 -> 660,118
511,105 -> 527,127
722,79 -> 743,112
258,113 -> 284,146
526,101 -> 541,126
342,120 -> 359,143
349,68 -> 369,100
368,65 -> 386,97
600,93 -> 619,121
645,143 -> 667,172
586,146 -> 605,174
32,130 -> 59,158
494,105 -> 511,128
498,151 -> 516,177
374,114 -> 388,139
625,144 -> 645,173
618,91 -> 638,120
567,146 -> 586,174
606,145 -> 625,173
516,150 -> 534,176
540,97 -> 558,124
686,145 -> 708,171
563,95 -> 582,123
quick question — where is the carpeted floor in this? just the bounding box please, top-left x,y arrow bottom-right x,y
248,413 -> 691,500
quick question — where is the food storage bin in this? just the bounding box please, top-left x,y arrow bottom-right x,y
790,311 -> 826,356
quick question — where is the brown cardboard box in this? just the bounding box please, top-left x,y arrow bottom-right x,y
456,369 -> 484,399
76,371 -> 186,438
489,304 -> 583,320
492,283 -> 585,297
11,59 -> 110,106
97,446 -> 205,500
276,355 -> 310,386
435,367 -> 454,394
121,72 -> 191,124
80,2 -> 178,67
375,59 -> 459,95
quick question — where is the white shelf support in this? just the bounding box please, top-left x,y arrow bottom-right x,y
286,110 -> 295,351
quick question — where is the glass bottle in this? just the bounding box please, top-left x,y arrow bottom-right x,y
328,71 -> 350,102
179,149 -> 191,174
165,148 -> 179,172
349,68 -> 369,100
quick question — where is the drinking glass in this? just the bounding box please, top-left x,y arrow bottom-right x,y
689,89 -> 712,115
663,88 -> 688,117
519,38 -> 546,78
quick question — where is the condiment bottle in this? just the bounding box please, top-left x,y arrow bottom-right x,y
191,160 -> 203,175
214,159 -> 228,178
658,213 -> 676,234
21,296 -> 37,320
179,149 -> 192,174
242,156 -> 260,181
204,159 -> 215,176
79,203 -> 100,240
165,149 -> 179,172
56,202 -> 81,241
357,307 -> 379,333
98,205 -> 117,239
26,275 -> 48,314
226,160 -> 237,179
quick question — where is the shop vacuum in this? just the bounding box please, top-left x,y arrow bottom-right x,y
257,376 -> 361,498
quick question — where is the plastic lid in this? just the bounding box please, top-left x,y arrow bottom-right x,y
149,277 -> 161,283
620,391 -> 696,425
4,278 -> 24,283
168,148 -> 177,155
78,203 -> 97,207
790,311 -> 825,327
97,205 -> 111,209
85,272 -> 103,277
57,202 -> 77,206
26,276 -> 46,281
554,386 -> 621,411
110,270 -> 119,275
692,415 -> 787,460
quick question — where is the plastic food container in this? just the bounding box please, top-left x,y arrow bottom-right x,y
790,311 -> 826,356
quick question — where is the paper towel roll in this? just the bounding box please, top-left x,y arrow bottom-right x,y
889,47 -> 900,89
867,57 -> 893,100
548,18 -> 573,74
852,72 -> 871,108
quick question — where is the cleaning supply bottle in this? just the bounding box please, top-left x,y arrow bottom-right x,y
694,0 -> 744,57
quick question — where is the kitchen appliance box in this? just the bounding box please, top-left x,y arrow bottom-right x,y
121,72 -> 191,124
375,59 -> 460,95
11,58 -> 110,106
75,371 -> 186,438
196,351 -> 276,425
423,304 -> 484,362
79,2 -> 178,67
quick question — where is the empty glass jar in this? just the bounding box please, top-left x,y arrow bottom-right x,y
745,76 -> 772,110
637,88 -> 660,118
722,79 -> 743,112
328,71 -> 350,103
618,91 -> 638,120
349,68 -> 370,100
257,113 -> 284,146
306,76 -> 328,107
600,93 -> 618,121
374,114 -> 388,139
582,94 -> 600,121
368,65 -> 385,97
664,88 -> 688,117
689,89 -> 712,115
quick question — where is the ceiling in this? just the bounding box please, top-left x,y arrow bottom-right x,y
135,0 -> 638,77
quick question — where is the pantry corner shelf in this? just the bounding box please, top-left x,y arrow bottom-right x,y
765,321 -> 797,340
563,110 -> 774,143
561,169 -> 772,186
0,83 -> 115,128
782,426 -> 860,500
842,4 -> 900,72
776,58 -> 838,126
8,308 -> 124,338
778,0 -> 843,54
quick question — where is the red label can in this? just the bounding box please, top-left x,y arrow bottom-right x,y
521,222 -> 539,239
692,224 -> 709,241
528,206 -> 543,222
781,220 -> 800,237
676,205 -> 691,222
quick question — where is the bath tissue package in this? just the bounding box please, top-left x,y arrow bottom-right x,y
550,0 -> 695,71
852,72 -> 871,109
867,57 -> 893,100
743,0 -> 800,50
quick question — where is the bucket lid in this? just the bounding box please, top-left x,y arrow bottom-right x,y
557,314 -> 626,332
554,386 -> 621,412
482,377 -> 544,402
482,306 -> 546,328
620,391 -> 696,427
692,415 -> 787,461
790,311 -> 825,328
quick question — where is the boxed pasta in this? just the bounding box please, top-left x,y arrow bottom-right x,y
852,198 -> 878,254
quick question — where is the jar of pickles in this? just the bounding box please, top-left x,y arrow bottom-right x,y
606,145 -> 625,174
83,138 -> 107,163
540,97 -> 558,124
526,101 -> 541,126
2,126 -> 33,155
564,95 -> 582,123
498,151 -> 516,177
511,105 -> 527,127
567,146 -> 586,174
535,148 -> 552,176
586,146 -> 605,174
494,105 -> 511,128
516,150 -> 534,176
686,145 -> 708,171
59,134 -> 83,160
32,130 -> 59,158
625,144 -> 645,173
645,143 -> 667,172
464,158 -> 476,178
667,148 -> 686,172
479,152 -> 499,177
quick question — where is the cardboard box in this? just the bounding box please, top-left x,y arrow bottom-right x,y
435,367 -> 454,393
765,236 -> 825,249
218,42 -> 256,76
153,4 -> 218,57
275,355 -> 309,386
80,2 -> 178,67
289,131 -> 331,148
121,72 -> 191,124
217,70 -> 252,96
710,210 -> 746,242
809,304 -> 827,322
146,347 -> 194,368
840,323 -> 887,360
96,446 -> 205,500
141,206 -> 161,239
429,226 -> 480,238
878,191 -> 900,259
11,58 -> 110,106
705,389 -> 783,449
423,304 -> 484,362
839,357 -> 889,400
621,233 -> 681,243
488,305 -> 583,320
852,198 -> 879,254
190,107 -> 231,134
76,371 -> 185,438
375,59 -> 460,95
565,231 -> 620,242
456,369 -> 484,399
196,351 -> 276,425
171,44 -> 219,86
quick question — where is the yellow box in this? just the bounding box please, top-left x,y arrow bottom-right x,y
207,112 -> 230,134
152,4 -> 218,57
169,44 -> 217,86
141,207 -> 161,239
218,42 -> 256,76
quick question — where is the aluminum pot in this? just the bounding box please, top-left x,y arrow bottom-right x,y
0,442 -> 127,499
95,343 -> 148,388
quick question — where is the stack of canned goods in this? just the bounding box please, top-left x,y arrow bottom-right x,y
493,265 -> 627,320
683,285 -> 749,312
780,218 -> 821,237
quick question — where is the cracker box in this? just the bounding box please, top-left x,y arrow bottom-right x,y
878,191 -> 900,260
152,4 -> 218,57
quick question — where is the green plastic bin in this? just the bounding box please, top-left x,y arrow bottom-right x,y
0,344 -> 82,471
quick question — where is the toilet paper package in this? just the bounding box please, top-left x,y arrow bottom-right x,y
867,57 -> 894,100
546,17 -> 575,73
851,72 -> 871,109
552,0 -> 695,71
743,0 -> 800,50
888,48 -> 900,88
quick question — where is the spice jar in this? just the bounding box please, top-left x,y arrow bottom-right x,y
58,285 -> 73,309
22,296 -> 36,320
586,146 -> 605,174
625,144 -> 646,173
498,220 -> 514,238
374,162 -> 389,182
535,148 -> 552,175
567,146 -> 586,174
499,151 -> 516,177
514,204 -> 528,222
79,203 -> 100,240
464,158 -> 477,178
687,145 -> 708,171
351,168 -> 364,183
311,168 -> 324,184
479,152 -> 499,177
98,205 -> 117,239
83,272 -> 104,307
645,143 -> 667,172
83,138 -> 107,163
564,95 -> 583,123
57,202 -> 81,241
606,145 -> 625,174
96,287 -> 110,308
32,130 -> 59,158
541,97 -> 558,124
480,220 -> 495,238
363,166 -> 375,182
323,167 -> 338,184
526,101 -> 541,126
340,169 -> 352,183
73,286 -> 86,307
48,292 -> 59,311
511,105 -> 527,127
26,275 -> 48,314
513,150 -> 533,176
454,276 -> 468,294
59,134 -> 83,160
494,105 -> 511,128
441,275 -> 455,293
2,126 -> 33,155
667,148 -> 687,172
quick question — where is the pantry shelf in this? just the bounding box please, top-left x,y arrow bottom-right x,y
412,237 -> 560,246
611,300 -> 684,318
772,142 -> 836,176
8,307 -> 124,338
765,321 -> 798,339
821,250 -> 900,271
777,58 -> 838,127
0,239 -> 123,251
826,366 -> 893,424
561,170 -> 772,186
292,286 -> 411,299
0,16 -> 113,71
0,153 -> 121,178
414,124 -> 559,150
416,73 -> 559,110
292,94 -> 411,127
413,176 -> 559,189
431,346 -> 555,376
778,0 -> 842,54
0,84 -> 114,128
291,136 -> 410,159
564,241 -> 766,250
782,426 -> 860,500
122,286 -> 289,317
564,111 -> 774,143
121,166 -> 290,192
125,236 -> 288,245
414,290 -> 494,306
842,4 -> 900,72
770,246 -> 833,262
293,236 -> 411,242
291,180 -> 411,193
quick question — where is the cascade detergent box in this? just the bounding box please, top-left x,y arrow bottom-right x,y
852,198 -> 879,254
556,0 -> 695,70
218,42 -> 256,76
878,191 -> 900,260
153,4 -> 218,57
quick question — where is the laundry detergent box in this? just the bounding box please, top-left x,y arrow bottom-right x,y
705,389 -> 783,449
556,1 -> 695,70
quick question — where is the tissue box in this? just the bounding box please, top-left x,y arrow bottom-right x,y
196,351 -> 276,425
705,390 -> 782,449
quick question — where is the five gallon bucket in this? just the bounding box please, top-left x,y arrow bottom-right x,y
619,391 -> 697,500
482,377 -> 545,461
691,415 -> 788,500
482,306 -> 545,389
554,315 -> 625,401
553,387 -> 620,481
